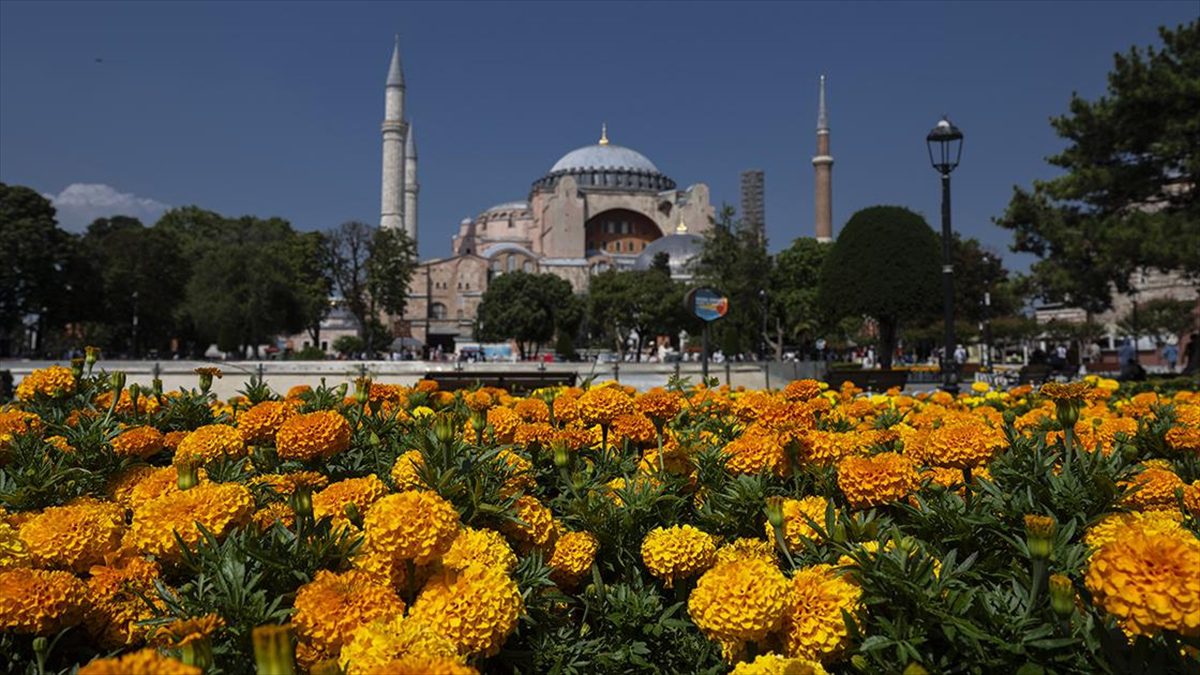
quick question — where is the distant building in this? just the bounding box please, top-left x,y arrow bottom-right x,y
740,169 -> 765,243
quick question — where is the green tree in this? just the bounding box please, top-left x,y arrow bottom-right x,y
1118,296 -> 1198,341
0,184 -> 75,356
476,271 -> 576,359
587,268 -> 684,361
326,222 -> 418,355
818,206 -> 941,369
695,205 -> 773,356
996,21 -> 1200,312
768,237 -> 831,355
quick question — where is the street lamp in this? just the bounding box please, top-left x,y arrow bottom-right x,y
926,116 -> 964,395
981,251 -> 995,371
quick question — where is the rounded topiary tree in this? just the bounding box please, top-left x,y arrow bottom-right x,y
817,205 -> 940,369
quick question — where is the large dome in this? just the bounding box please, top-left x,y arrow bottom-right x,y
633,232 -> 705,278
550,144 -> 660,173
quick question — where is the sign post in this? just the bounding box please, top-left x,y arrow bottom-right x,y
684,288 -> 729,383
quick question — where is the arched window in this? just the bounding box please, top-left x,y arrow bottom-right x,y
430,303 -> 448,320
523,260 -> 533,272
507,256 -> 516,272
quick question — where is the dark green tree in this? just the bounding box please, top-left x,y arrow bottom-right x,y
326,222 -> 418,355
588,268 -> 684,361
768,237 -> 831,355
1118,296 -> 1197,342
0,184 -> 75,356
996,21 -> 1200,312
818,206 -> 941,369
694,205 -> 773,356
475,271 -> 576,359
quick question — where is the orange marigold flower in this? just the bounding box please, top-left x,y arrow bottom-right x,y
723,426 -> 789,476
716,537 -> 777,566
504,495 -> 558,550
783,379 -> 824,402
1166,427 -> 1200,454
151,613 -> 224,648
15,365 -> 76,401
415,379 -> 440,393
641,525 -> 717,588
913,422 -> 1005,469
636,388 -> 682,424
1085,530 -> 1200,638
548,530 -> 599,586
0,567 -> 88,635
313,474 -> 389,526
409,563 -> 524,657
0,409 -> 43,446
553,393 -> 581,425
1121,467 -> 1186,512
293,569 -> 406,654
781,564 -> 863,662
390,449 -> 427,490
276,410 -> 352,461
364,491 -> 461,565
111,426 -> 165,459
513,397 -> 551,423
174,424 -> 246,465
611,412 -> 657,447
799,430 -> 862,466
124,482 -> 255,563
463,390 -> 493,412
78,649 -> 200,675
514,422 -> 556,448
442,527 -> 517,573
1084,510 -> 1187,549
253,502 -> 296,530
836,452 -> 919,509
19,498 -> 125,573
578,386 -> 634,428
251,470 -> 328,496
238,400 -> 297,444
339,615 -> 462,675
366,656 -> 478,675
688,558 -> 789,659
1184,481 -> 1200,517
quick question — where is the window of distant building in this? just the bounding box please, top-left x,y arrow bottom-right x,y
523,261 -> 533,272
431,303 -> 447,320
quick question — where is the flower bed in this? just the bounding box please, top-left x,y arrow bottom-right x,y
1,362 -> 1198,673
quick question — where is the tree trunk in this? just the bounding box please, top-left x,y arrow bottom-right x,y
878,319 -> 897,370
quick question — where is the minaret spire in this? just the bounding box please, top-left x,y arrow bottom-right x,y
812,75 -> 834,242
380,36 -> 408,231
403,123 -> 419,245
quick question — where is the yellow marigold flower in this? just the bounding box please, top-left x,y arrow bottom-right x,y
768,497 -> 834,553
366,656 -> 479,675
498,449 -> 534,490
782,564 -> 863,662
837,452 -> 919,509
16,365 -> 76,400
340,614 -> 461,675
636,388 -> 682,424
1085,530 -> 1200,638
19,498 -> 125,573
513,422 -> 556,448
1084,510 -> 1187,549
688,558 -> 789,657
611,412 -> 656,446
716,537 -> 777,566
553,426 -> 594,452
124,482 -> 255,563
0,409 -> 43,446
78,649 -> 200,675
579,386 -> 634,427
548,530 -> 599,586
364,491 -> 461,565
723,426 -> 789,476
783,379 -> 823,402
111,425 -> 166,459
1166,427 -> 1200,454
293,569 -> 406,655
486,406 -> 520,443
238,400 -> 297,444
1121,467 -> 1186,512
0,521 -> 29,570
105,465 -> 159,507
1184,481 -> 1200,517
731,653 -> 829,675
410,563 -> 524,657
512,397 -> 550,423
253,502 -> 295,530
0,567 -> 88,634
174,424 -> 245,465
799,430 -> 862,466
553,393 -> 581,425
914,422 -> 1004,469
276,410 -> 352,461
313,474 -> 388,526
442,527 -> 517,573
504,495 -> 557,550
390,449 -> 427,490
641,525 -> 717,588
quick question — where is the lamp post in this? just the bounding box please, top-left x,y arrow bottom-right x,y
981,251 -> 994,371
926,116 -> 964,395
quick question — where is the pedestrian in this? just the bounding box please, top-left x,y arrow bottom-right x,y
1162,342 -> 1179,373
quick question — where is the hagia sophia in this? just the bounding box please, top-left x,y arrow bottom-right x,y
379,38 -> 834,352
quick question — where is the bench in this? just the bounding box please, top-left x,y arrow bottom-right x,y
1017,364 -> 1053,385
424,371 -> 577,394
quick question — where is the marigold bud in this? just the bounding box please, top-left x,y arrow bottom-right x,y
343,502 -> 363,529
290,485 -> 314,520
1048,573 -> 1075,619
177,457 -> 200,491
252,624 -> 296,675
1024,514 -> 1056,560
902,664 -> 930,675
70,358 -> 84,378
353,377 -> 371,405
764,496 -> 785,529
84,345 -> 101,367
152,377 -> 164,397
434,415 -> 457,444
110,371 -> 127,394
553,443 -> 571,469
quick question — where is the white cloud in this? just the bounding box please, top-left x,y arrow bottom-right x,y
42,183 -> 170,232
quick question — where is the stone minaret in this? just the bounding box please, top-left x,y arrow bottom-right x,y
812,75 -> 834,242
380,36 -> 407,231
403,123 -> 419,245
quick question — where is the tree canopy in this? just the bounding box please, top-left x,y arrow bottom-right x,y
587,267 -> 685,361
475,271 -> 578,359
326,221 -> 418,355
996,20 -> 1200,312
818,205 -> 941,368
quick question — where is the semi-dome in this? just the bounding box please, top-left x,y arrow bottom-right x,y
533,129 -> 676,193
633,231 -> 704,277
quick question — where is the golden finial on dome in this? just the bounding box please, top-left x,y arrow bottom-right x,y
675,214 -> 688,234
599,122 -> 609,145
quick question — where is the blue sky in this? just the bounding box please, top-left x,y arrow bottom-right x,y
1,1 -> 1194,266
